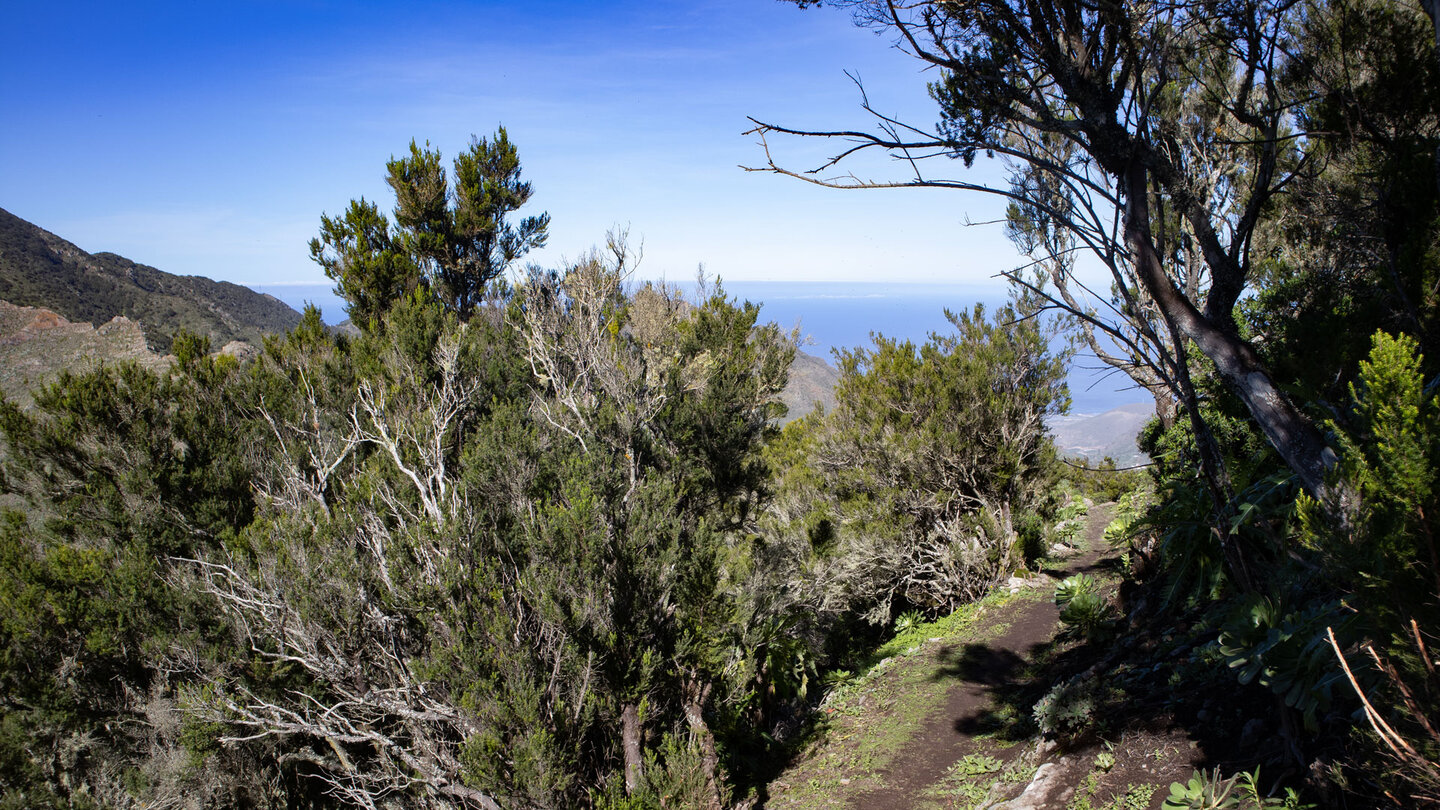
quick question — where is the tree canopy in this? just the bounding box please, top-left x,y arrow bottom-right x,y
310,128 -> 549,328
755,0 -> 1439,510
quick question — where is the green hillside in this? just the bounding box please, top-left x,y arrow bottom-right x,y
0,206 -> 300,351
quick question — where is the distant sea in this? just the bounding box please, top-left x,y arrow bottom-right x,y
251,281 -> 1149,415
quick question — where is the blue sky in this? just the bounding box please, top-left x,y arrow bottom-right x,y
0,0 -> 1023,288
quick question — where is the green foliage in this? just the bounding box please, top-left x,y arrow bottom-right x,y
1134,331 -> 1440,798
828,303 -> 1068,517
1218,598 -> 1351,732
1287,331 -> 1440,799
1134,479 -> 1233,610
1102,784 -> 1158,810
1248,0 -> 1440,408
1032,675 -> 1100,740
311,128 -> 549,327
116,255 -> 792,806
764,300 -> 1070,627
1104,485 -> 1152,547
952,752 -> 1003,779
0,222 -> 811,806
778,0 -> 1439,802
2,350 -> 253,557
1164,769 -> 1242,810
893,609 -> 923,635
1070,778 -> 1156,810
1055,574 -> 1116,641
309,197 -> 417,330
0,342 -> 270,805
1163,768 -> 1311,810
1054,490 -> 1088,524
1013,507 -> 1048,563
1309,332 -> 1440,624
1061,457 -> 1148,504
1048,487 -> 1089,549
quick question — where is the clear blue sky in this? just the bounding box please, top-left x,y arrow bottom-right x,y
0,0 -> 1024,288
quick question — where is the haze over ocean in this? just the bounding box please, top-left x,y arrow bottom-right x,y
252,280 -> 1149,415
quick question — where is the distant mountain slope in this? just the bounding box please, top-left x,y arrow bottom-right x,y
1048,402 -> 1155,466
780,350 -> 839,423
0,206 -> 301,351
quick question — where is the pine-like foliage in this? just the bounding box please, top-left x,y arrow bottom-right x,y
310,129 -> 549,328
0,235 -> 808,807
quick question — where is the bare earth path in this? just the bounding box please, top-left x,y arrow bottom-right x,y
848,504 -> 1114,810
764,503 -> 1120,810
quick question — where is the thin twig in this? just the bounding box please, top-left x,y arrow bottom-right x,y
1328,626 -> 1418,759
1413,618 -> 1435,678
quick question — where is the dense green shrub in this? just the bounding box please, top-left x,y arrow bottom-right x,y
762,301 -> 1070,628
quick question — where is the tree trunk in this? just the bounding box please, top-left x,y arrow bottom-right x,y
622,702 -> 643,794
1152,387 -> 1178,431
682,680 -> 725,810
1122,163 -> 1340,506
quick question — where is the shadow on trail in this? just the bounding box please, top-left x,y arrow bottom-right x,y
929,629 -> 1091,743
924,523 -> 1300,788
915,512 -> 1132,747
888,512 -> 1124,738
934,642 -> 1026,685
1039,554 -> 1110,581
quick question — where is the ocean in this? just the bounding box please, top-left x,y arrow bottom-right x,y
251,281 -> 1148,415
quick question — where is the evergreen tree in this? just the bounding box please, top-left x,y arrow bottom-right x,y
311,128 -> 549,328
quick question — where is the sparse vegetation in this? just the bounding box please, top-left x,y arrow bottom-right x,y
1054,574 -> 1117,642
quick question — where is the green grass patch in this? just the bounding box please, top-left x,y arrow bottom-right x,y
773,588 -> 1049,809
871,588 -> 1026,664
1068,782 -> 1157,810
916,753 -> 1037,810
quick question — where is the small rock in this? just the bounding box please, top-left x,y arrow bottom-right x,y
996,754 -> 1086,810
219,340 -> 259,361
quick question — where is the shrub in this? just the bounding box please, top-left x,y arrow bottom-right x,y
1032,675 -> 1100,740
1055,574 -> 1117,641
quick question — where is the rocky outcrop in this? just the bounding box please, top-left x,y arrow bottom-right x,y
779,349 -> 840,423
0,300 -> 168,407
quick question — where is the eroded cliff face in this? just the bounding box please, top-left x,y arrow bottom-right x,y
0,300 -> 168,407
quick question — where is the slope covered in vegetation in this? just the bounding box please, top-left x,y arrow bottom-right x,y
0,133 -> 1072,808
750,0 -> 1440,805
4,0 -> 1439,802
0,206 -> 301,351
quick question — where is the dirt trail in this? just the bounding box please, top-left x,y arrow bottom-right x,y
849,503 -> 1114,810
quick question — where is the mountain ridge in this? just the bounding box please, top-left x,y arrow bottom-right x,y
1048,401 -> 1153,466
0,206 -> 301,351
